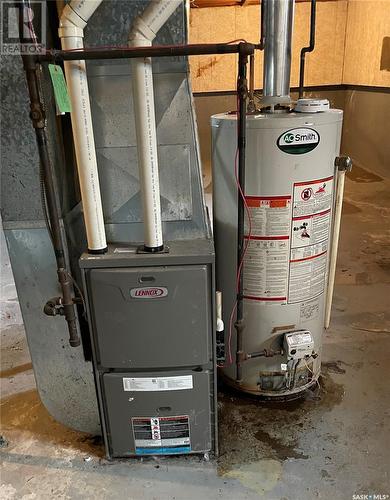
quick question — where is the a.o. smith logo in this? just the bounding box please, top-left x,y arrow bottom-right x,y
130,287 -> 168,299
277,128 -> 320,155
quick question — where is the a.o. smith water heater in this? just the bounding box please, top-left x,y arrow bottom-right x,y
212,109 -> 343,397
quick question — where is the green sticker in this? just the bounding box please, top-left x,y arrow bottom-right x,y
48,64 -> 71,114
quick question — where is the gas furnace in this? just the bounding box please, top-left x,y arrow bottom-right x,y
80,240 -> 217,458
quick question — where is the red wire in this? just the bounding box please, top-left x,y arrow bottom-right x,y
226,39 -> 248,45
219,95 -> 252,368
59,45 -> 132,52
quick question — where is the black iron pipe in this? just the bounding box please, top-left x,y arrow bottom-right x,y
247,349 -> 282,359
19,0 -> 80,347
37,42 -> 255,62
298,0 -> 316,99
259,0 -> 266,50
247,53 -> 255,113
235,46 -> 249,383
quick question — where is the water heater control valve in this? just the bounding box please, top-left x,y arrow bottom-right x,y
283,331 -> 314,360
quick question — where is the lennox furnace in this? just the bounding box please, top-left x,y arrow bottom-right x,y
64,0 -> 218,457
15,0 -> 220,459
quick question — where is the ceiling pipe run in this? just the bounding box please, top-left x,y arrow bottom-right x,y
128,0 -> 182,252
262,0 -> 294,107
59,1 -> 107,254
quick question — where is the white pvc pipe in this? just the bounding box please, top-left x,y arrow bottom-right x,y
131,54 -> 163,249
59,1 -> 107,253
66,0 -> 103,23
135,0 -> 182,36
324,169 -> 346,329
129,0 -> 181,250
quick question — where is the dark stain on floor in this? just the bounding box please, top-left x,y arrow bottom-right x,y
377,258 -> 390,273
322,360 -> 347,374
347,164 -> 383,183
0,362 -> 33,378
217,368 -> 344,474
342,200 -> 362,214
1,369 -> 344,473
0,389 -> 104,457
254,429 -> 308,461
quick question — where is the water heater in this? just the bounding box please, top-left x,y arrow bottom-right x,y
212,109 -> 343,397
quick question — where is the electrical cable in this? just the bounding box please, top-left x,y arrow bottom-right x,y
286,359 -> 292,388
291,359 -> 299,389
28,2 -> 86,318
304,357 -> 321,392
39,155 -> 87,315
227,39 -> 248,45
40,163 -> 54,244
40,160 -> 87,315
219,93 -> 253,368
65,271 -> 86,314
28,10 -> 54,246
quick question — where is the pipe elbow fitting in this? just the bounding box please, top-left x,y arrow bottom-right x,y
59,4 -> 85,39
128,16 -> 155,47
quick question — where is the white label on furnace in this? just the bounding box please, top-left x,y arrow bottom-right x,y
123,375 -> 193,392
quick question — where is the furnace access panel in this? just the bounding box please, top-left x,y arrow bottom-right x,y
80,239 -> 217,458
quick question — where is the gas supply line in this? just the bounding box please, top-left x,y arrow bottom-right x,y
18,0 -> 80,347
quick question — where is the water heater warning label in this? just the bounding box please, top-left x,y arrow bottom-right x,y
132,416 -> 191,455
245,196 -> 291,236
243,196 -> 291,303
292,177 -> 333,218
288,177 -> 333,304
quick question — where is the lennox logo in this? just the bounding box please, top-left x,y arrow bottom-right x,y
130,287 -> 168,299
277,128 -> 320,155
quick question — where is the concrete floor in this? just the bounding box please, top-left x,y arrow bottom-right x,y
1,165 -> 390,499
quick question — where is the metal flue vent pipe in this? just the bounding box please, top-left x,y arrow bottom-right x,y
262,0 -> 294,106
